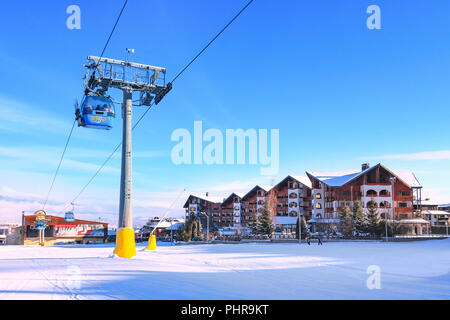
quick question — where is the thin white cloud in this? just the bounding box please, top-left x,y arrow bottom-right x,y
0,146 -> 120,174
362,150 -> 450,161
0,96 -> 70,134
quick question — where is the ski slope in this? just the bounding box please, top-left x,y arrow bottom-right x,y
0,240 -> 449,300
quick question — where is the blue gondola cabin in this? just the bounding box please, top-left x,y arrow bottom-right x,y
77,96 -> 115,130
65,212 -> 75,223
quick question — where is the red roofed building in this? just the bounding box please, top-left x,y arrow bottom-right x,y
22,214 -> 108,245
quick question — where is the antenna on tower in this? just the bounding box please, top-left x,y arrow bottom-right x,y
126,48 -> 135,63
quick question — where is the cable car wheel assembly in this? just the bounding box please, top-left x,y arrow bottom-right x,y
75,56 -> 172,131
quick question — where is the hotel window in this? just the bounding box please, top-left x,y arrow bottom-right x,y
315,203 -> 322,209
399,202 -> 408,208
315,193 -> 322,199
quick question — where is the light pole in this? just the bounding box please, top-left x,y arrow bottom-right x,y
82,56 -> 170,258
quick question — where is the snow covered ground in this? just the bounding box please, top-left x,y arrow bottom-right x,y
0,240 -> 449,300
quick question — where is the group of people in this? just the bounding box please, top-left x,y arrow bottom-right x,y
305,235 -> 323,245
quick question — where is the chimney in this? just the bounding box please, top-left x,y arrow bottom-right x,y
361,163 -> 370,171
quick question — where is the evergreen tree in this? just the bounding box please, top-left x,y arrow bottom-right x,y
339,206 -> 353,238
352,201 -> 367,235
249,215 -> 260,235
258,200 -> 274,237
366,200 -> 381,237
175,212 -> 203,242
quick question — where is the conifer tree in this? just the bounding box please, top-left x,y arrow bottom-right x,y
352,201 -> 367,235
249,215 -> 260,235
366,200 -> 381,237
339,206 -> 353,238
258,200 -> 274,237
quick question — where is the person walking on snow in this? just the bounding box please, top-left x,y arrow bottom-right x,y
318,235 -> 323,245
306,235 -> 311,245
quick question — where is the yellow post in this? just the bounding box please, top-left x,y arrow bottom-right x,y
114,228 -> 136,258
146,234 -> 157,251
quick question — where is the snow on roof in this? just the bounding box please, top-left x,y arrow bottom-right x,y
422,210 -> 450,216
307,164 -> 422,188
398,218 -> 429,224
165,222 -> 185,230
307,170 -> 363,187
439,203 -> 450,208
190,194 -> 224,203
145,219 -> 185,229
394,171 -> 422,188
290,175 -> 312,188
307,218 -> 341,224
259,185 -> 273,192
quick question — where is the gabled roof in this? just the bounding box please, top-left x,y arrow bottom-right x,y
306,170 -> 367,188
183,194 -> 224,208
241,185 -> 270,201
274,175 -> 312,190
306,163 -> 422,188
222,193 -> 244,206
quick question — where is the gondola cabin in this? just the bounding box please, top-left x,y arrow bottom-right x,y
65,211 -> 75,223
77,96 -> 115,130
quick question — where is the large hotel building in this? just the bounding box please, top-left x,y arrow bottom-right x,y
183,163 -> 429,235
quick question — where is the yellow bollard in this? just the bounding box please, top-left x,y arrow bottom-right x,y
146,234 -> 157,251
114,228 -> 136,258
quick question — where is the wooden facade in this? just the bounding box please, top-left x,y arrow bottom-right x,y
183,163 -> 426,236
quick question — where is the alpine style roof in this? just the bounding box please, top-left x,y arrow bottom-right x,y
222,193 -> 245,205
306,163 -> 422,188
274,175 -> 312,189
241,185 -> 271,201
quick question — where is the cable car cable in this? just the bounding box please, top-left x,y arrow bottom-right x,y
95,0 -> 129,70
170,0 -> 254,84
45,1 -> 129,212
42,119 -> 77,210
59,0 -> 255,213
58,101 -> 155,214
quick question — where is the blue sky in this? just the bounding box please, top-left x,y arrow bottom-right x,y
1,0 -> 449,226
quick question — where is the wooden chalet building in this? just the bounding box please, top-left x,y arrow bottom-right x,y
269,176 -> 312,234
183,163 -> 428,236
306,163 -> 429,235
240,185 -> 271,229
